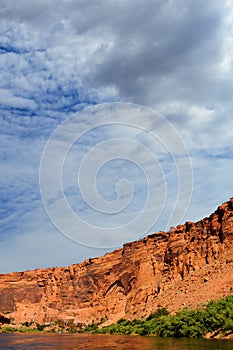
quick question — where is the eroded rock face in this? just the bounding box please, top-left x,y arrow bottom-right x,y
0,198 -> 233,325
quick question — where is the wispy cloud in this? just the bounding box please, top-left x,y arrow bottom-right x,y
0,0 -> 232,273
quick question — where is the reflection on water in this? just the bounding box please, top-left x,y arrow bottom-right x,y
0,333 -> 232,350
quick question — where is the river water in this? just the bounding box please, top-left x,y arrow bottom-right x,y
0,333 -> 232,350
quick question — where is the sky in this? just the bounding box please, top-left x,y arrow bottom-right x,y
0,0 -> 233,273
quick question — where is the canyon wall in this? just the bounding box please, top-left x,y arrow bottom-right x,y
0,198 -> 233,325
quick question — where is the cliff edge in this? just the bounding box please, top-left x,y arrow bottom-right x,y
0,198 -> 233,325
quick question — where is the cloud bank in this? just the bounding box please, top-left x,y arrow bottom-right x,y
0,0 -> 232,272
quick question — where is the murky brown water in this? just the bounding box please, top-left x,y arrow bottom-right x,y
0,333 -> 232,350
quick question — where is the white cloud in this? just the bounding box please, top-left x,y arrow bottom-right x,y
0,0 -> 232,272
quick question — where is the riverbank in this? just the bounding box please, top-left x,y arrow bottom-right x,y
90,295 -> 233,340
1,296 -> 233,339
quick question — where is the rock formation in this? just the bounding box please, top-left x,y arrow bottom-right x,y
0,198 -> 233,326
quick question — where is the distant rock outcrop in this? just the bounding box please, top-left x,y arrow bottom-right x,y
0,198 -> 233,325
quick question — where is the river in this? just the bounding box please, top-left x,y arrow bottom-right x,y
0,333 -> 232,350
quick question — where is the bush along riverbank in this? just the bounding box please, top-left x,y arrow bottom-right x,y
1,296 -> 233,339
85,295 -> 233,339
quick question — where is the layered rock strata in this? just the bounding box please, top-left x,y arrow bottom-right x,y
0,198 -> 233,325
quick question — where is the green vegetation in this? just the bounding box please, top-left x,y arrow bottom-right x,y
1,296 -> 233,338
1,322 -> 48,333
35,323 -> 46,331
87,296 -> 233,338
22,321 -> 33,327
1,325 -> 41,333
1,326 -> 18,333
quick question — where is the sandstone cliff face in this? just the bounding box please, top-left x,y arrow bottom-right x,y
0,198 -> 233,325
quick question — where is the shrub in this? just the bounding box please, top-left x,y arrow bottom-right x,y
95,296 -> 233,338
36,323 -> 46,331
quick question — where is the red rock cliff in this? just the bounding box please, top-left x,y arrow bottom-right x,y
0,198 -> 233,325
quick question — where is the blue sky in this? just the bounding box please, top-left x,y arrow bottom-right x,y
0,0 -> 233,273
